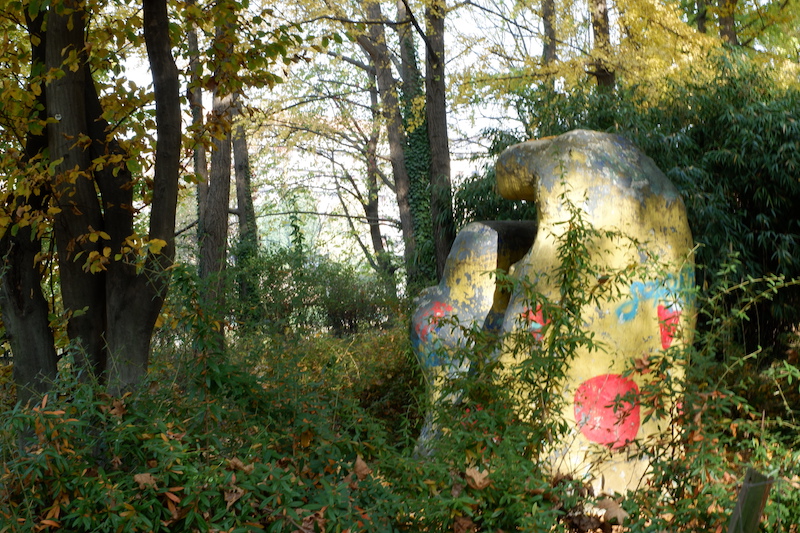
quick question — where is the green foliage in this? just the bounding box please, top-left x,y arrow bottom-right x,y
499,53 -> 800,359
0,318 -> 418,532
234,244 -> 398,336
3,190 -> 800,531
453,165 -> 538,230
400,41 -> 437,288
180,214 -> 400,338
452,125 -> 537,230
406,119 -> 437,287
627,257 -> 800,532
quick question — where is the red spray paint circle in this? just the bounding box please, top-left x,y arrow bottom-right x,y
657,304 -> 681,349
574,374 -> 640,449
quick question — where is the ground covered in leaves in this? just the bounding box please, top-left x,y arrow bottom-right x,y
1,322 -> 799,532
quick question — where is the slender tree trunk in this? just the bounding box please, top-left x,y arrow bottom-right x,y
187,1 -> 209,245
231,96 -> 263,325
198,88 -> 233,350
365,77 -> 397,293
425,0 -> 455,280
589,0 -> 615,89
357,1 -> 417,279
197,12 -> 236,351
718,0 -> 739,45
542,0 -> 558,96
365,79 -> 384,263
205,119 -> 232,239
393,0 -> 438,284
542,0 -> 557,66
232,98 -> 258,251
103,0 -> 181,394
45,2 -> 107,375
396,0 -> 417,97
696,0 -> 708,32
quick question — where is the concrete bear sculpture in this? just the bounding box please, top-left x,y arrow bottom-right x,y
412,129 -> 695,495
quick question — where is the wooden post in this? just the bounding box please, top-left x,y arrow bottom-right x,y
727,467 -> 774,533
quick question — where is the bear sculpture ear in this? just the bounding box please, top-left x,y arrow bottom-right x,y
411,221 -> 536,383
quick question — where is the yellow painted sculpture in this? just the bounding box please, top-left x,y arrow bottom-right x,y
412,130 -> 695,495
411,221 -> 536,399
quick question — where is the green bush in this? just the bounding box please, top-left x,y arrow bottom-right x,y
627,259 -> 800,532
229,241 -> 399,337
453,165 -> 538,231
0,349 -> 407,532
499,53 -> 800,360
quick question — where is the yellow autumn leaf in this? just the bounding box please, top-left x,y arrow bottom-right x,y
148,238 -> 167,254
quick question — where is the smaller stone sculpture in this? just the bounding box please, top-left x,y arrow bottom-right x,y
411,221 -> 536,396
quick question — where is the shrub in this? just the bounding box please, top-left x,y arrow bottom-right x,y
499,53 -> 800,361
0,350 -> 406,532
453,165 -> 538,231
2,198 -> 799,531
229,241 -> 399,337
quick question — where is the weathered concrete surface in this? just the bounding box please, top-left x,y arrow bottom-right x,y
411,221 -> 537,396
499,130 -> 694,495
412,129 -> 695,495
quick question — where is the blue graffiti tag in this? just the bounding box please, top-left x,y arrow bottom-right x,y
616,271 -> 693,322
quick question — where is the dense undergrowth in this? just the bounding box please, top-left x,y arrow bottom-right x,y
2,214 -> 799,532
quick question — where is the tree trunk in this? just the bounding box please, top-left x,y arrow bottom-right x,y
199,89 -> 233,279
0,10 -> 58,406
0,230 -> 58,406
393,0 -> 441,285
696,0 -> 708,32
589,0 -> 615,89
365,76 -> 397,293
1,0 -> 181,398
718,0 -> 739,45
187,1 -> 209,246
198,87 -> 233,351
396,0 -> 418,96
200,91 -> 232,282
0,190 -> 58,406
45,3 -> 107,376
425,0 -> 455,280
103,0 -> 181,394
232,98 -> 258,252
357,1 -> 417,280
542,0 -> 557,66
231,96 -> 263,326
